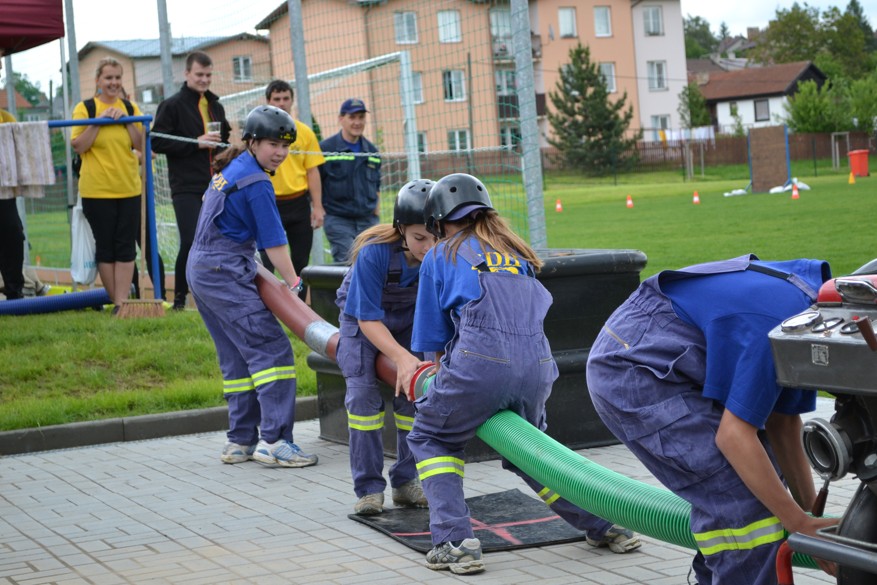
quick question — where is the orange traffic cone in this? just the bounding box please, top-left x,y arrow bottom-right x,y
791,184 -> 800,200
626,195 -> 634,208
555,199 -> 563,212
849,172 -> 856,185
692,191 -> 700,204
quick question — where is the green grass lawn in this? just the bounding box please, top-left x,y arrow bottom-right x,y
3,168 -> 874,431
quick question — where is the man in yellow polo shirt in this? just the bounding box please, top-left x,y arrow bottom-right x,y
260,80 -> 325,298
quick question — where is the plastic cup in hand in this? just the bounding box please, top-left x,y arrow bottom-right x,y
207,121 -> 221,136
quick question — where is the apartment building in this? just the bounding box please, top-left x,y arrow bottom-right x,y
631,0 -> 687,141
256,1 -> 685,153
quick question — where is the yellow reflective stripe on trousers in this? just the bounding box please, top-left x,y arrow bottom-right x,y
416,456 -> 465,481
251,366 -> 296,388
394,412 -> 414,432
537,486 -> 560,506
694,516 -> 784,555
347,410 -> 385,431
223,377 -> 255,394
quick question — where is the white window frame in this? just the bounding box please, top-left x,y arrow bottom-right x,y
232,55 -> 252,82
647,60 -> 667,90
412,72 -> 423,104
443,70 -> 466,102
438,10 -> 462,43
754,99 -> 770,122
558,7 -> 577,38
417,132 -> 427,154
594,6 -> 612,37
643,6 -> 664,36
599,62 -> 616,93
500,123 -> 521,150
495,69 -> 516,96
448,129 -> 471,151
490,7 -> 512,38
651,114 -> 670,141
394,11 -> 418,44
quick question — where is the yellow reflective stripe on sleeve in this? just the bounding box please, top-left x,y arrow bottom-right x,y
367,156 -> 381,165
251,366 -> 296,388
537,486 -> 560,506
223,377 -> 255,394
416,456 -> 465,481
347,410 -> 385,431
694,516 -> 785,556
394,412 -> 414,432
324,155 -> 355,162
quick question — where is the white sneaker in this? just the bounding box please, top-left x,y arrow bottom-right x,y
220,442 -> 255,464
252,439 -> 318,468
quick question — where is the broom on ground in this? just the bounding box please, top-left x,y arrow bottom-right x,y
117,125 -> 165,319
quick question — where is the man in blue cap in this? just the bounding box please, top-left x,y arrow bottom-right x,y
319,98 -> 382,263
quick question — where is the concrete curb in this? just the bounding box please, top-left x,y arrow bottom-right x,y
0,396 -> 318,456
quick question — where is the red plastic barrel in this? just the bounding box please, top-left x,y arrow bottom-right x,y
849,149 -> 870,177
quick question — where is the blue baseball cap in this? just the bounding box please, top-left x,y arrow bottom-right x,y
340,98 -> 368,115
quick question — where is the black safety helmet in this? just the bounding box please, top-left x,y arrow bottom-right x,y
242,105 -> 297,143
424,173 -> 493,237
393,179 -> 434,229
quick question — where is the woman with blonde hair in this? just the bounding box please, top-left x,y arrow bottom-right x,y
71,57 -> 143,313
402,173 -> 641,575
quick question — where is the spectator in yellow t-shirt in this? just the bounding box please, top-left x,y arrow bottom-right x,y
260,80 -> 325,298
71,57 -> 144,313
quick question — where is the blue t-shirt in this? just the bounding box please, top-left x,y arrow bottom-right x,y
213,151 -> 287,250
412,235 -> 533,353
342,242 -> 420,321
660,258 -> 829,428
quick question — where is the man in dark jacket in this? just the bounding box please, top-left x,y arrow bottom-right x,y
319,98 -> 381,263
152,51 -> 230,310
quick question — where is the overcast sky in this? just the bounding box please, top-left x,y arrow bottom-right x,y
4,1 -> 877,102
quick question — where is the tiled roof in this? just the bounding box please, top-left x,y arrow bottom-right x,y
699,61 -> 824,101
79,37 -> 222,59
77,33 -> 268,61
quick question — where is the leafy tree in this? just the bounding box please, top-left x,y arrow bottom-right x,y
846,73 -> 877,133
12,72 -> 44,106
821,7 -> 869,79
677,83 -> 711,129
783,80 -> 851,132
547,44 -> 640,175
719,22 -> 731,41
750,3 -> 822,64
845,0 -> 877,51
684,15 -> 718,58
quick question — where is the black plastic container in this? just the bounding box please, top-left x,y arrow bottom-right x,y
301,248 -> 647,462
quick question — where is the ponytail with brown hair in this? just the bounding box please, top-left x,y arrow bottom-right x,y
441,210 -> 543,272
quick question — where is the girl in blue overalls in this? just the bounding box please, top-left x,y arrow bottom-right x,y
586,255 -> 838,584
187,105 -> 318,468
336,179 -> 436,515
402,173 -> 641,575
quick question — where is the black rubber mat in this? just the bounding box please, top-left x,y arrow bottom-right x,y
348,488 -> 589,552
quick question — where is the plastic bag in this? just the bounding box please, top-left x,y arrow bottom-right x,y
70,198 -> 97,285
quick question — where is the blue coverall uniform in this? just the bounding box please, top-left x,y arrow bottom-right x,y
336,243 -> 421,497
187,154 -> 299,447
408,239 -> 615,546
586,254 -> 830,585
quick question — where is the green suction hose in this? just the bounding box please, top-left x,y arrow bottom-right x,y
476,410 -> 819,569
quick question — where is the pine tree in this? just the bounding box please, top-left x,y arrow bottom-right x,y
547,44 -> 640,175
